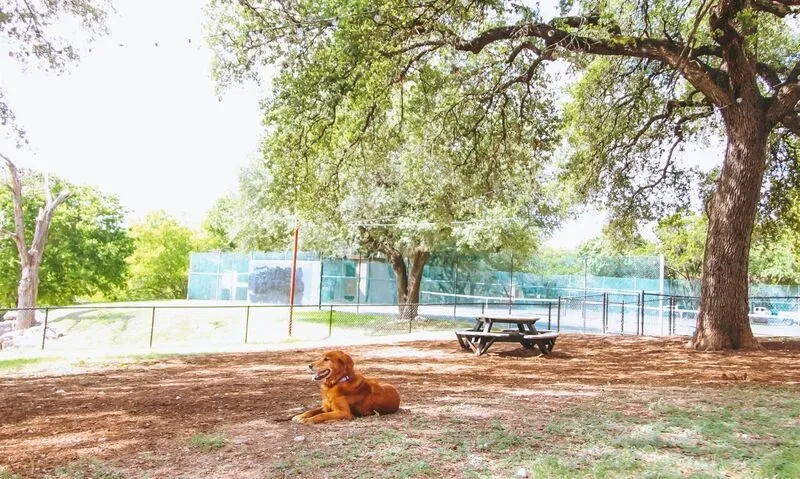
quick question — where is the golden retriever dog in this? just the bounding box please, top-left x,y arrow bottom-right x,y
291,350 -> 401,424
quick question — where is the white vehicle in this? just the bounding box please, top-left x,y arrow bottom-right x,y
749,306 -> 773,324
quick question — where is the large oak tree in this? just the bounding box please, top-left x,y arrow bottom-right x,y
210,0 -> 800,349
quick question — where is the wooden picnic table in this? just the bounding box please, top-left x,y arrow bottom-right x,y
455,315 -> 560,356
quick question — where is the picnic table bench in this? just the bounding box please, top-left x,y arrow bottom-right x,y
455,315 -> 559,356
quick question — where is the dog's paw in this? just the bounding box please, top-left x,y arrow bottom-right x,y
291,414 -> 304,423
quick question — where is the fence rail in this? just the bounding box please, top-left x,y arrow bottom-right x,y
0,292 -> 797,357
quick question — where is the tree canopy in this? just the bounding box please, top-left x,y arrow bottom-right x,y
211,0 -> 569,250
209,0 -> 800,349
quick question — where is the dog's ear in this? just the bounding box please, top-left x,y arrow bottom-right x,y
340,352 -> 355,375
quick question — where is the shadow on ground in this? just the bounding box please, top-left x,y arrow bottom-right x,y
1,334 -> 798,477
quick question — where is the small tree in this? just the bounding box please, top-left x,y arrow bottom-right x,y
124,211 -> 199,300
0,154 -> 69,329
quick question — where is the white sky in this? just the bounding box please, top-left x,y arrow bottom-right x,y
0,0 -> 263,226
0,0 -> 723,250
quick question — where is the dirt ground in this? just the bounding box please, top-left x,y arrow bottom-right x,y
2,334 -> 799,478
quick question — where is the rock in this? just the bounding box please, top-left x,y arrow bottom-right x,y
2,310 -> 46,323
516,467 -> 529,478
293,435 -> 305,442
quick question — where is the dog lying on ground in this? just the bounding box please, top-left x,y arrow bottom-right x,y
291,350 -> 401,424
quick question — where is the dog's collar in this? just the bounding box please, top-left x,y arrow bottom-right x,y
337,375 -> 351,384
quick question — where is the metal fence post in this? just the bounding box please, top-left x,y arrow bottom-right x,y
453,257 -> 458,308
149,306 -> 156,348
556,296 -> 562,332
640,290 -> 646,336
508,253 -> 514,315
244,305 -> 251,344
669,296 -> 678,336
40,307 -> 49,350
620,300 -> 625,335
547,302 -> 552,330
636,293 -> 641,335
328,304 -> 333,337
668,296 -> 674,337
356,255 -> 362,313
318,257 -> 324,310
670,298 -> 680,336
601,293 -> 607,333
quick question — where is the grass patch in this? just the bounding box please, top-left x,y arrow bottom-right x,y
0,356 -> 59,372
0,351 -> 180,375
267,386 -> 800,478
512,386 -> 800,478
476,421 -> 525,452
293,310 -> 461,333
295,310 -> 399,327
44,458 -> 126,479
189,432 -> 227,452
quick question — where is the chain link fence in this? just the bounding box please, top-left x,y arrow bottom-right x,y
1,292 -> 798,358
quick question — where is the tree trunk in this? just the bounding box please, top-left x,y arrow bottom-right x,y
691,105 -> 766,350
15,263 -> 40,329
2,154 -> 70,331
386,247 -> 429,319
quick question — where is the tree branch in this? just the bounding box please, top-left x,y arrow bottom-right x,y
446,21 -> 731,106
623,99 -> 713,150
30,190 -> 70,258
756,62 -> 782,90
781,112 -> 800,136
710,0 -> 761,104
752,0 -> 800,17
767,82 -> 800,125
1,152 -> 29,265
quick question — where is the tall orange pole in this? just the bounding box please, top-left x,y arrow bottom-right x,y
288,226 -> 300,336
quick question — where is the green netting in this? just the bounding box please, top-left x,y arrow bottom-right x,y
187,251 -> 800,305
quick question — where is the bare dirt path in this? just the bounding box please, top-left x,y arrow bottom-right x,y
2,334 -> 799,478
